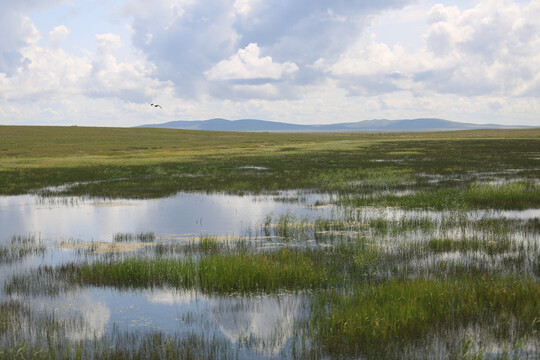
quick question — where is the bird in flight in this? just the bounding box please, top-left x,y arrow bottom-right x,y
150,103 -> 163,109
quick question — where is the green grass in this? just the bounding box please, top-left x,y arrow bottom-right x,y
1,126 -> 539,199
346,181 -> 540,210
21,248 -> 329,294
312,276 -> 540,356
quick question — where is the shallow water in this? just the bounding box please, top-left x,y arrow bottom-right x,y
1,190 -> 539,358
0,191 -> 331,358
20,288 -> 303,358
0,191 -> 336,244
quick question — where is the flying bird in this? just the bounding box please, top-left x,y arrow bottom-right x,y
150,103 -> 163,109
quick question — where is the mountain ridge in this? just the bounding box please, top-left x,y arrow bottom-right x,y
136,118 -> 533,132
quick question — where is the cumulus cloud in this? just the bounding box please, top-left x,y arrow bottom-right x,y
0,1 -> 72,76
84,33 -> 172,103
318,0 -> 540,99
48,25 -> 70,49
124,0 -> 239,98
315,34 -> 421,96
205,43 -> 298,81
2,0 -> 539,126
0,28 -> 169,106
0,14 -> 38,76
123,0 -> 413,99
420,0 -> 540,97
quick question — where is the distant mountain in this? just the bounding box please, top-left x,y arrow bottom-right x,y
136,118 -> 533,132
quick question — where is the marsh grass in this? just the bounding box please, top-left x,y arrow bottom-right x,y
310,277 -> 540,357
426,237 -> 512,254
112,232 -> 155,243
2,127 -> 539,199
198,235 -> 222,254
0,331 -> 234,360
0,301 -> 30,335
0,299 -> 233,360
347,181 -> 540,210
0,234 -> 46,264
12,248 -> 329,295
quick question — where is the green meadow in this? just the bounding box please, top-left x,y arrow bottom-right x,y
1,126 -> 540,359
1,126 -> 539,201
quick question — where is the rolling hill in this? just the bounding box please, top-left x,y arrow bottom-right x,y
136,118 -> 533,132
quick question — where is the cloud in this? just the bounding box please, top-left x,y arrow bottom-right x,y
0,1 -> 72,76
48,25 -> 70,49
124,0 -> 239,98
122,0 -> 414,99
315,33 -> 422,96
0,13 -> 38,76
84,33 -> 172,103
419,0 -> 540,97
2,0 -> 539,127
316,0 -> 540,99
0,29 -> 168,105
205,43 -> 298,81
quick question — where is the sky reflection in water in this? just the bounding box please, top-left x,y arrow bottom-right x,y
0,191 -> 326,358
1,191 -> 539,358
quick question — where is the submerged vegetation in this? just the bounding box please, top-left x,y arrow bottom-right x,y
1,126 -> 539,359
113,232 -> 155,243
0,234 -> 46,264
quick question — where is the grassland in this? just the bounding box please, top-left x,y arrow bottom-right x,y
1,126 -> 539,203
1,126 -> 540,359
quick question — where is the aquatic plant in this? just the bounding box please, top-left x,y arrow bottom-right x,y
311,276 -> 540,357
112,232 -> 155,243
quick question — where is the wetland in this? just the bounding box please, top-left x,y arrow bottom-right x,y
0,126 -> 539,359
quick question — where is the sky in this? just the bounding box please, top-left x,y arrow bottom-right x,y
0,0 -> 539,127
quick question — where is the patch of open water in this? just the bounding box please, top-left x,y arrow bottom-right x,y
0,191 -> 336,244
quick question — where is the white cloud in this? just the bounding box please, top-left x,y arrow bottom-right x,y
1,0 -> 539,127
205,43 -> 298,81
123,0 -> 413,99
0,14 -> 38,76
316,0 -> 540,101
233,0 -> 261,16
48,25 -> 70,49
0,1 -> 72,76
85,33 -> 168,103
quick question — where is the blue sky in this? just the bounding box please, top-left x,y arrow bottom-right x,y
0,0 -> 538,127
